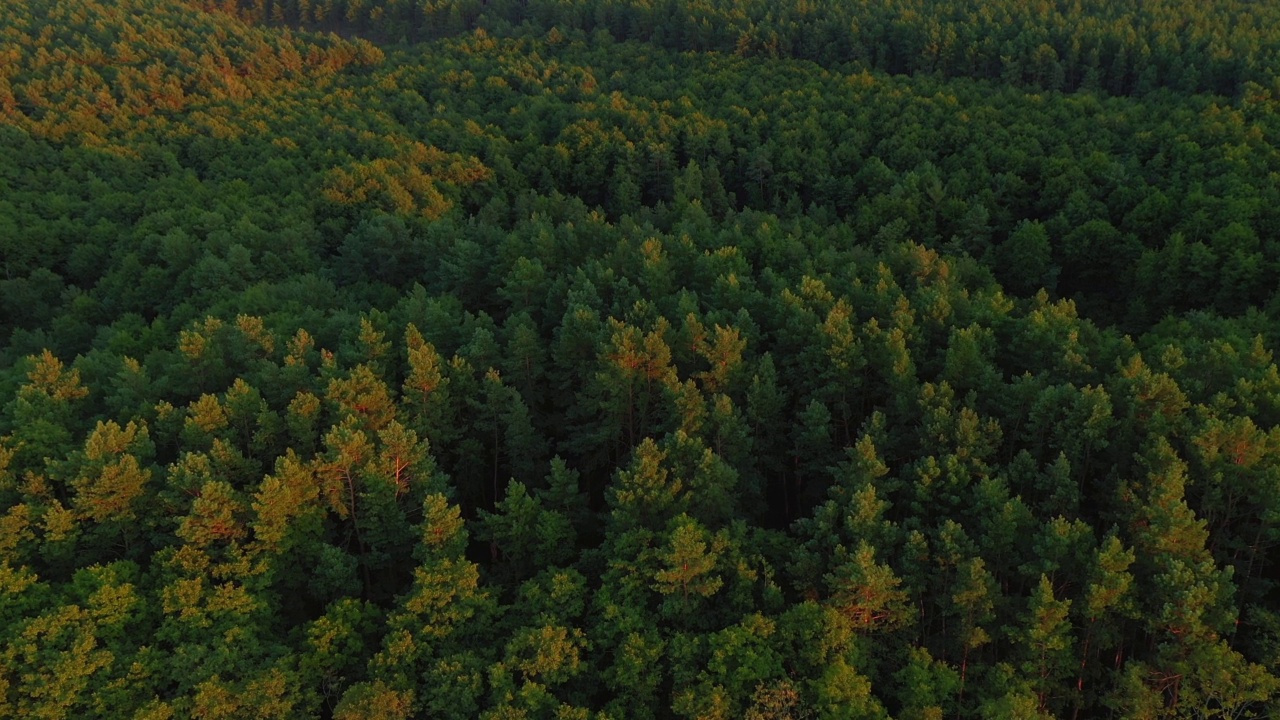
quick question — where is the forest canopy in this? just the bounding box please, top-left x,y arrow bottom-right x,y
3,0 -> 1280,718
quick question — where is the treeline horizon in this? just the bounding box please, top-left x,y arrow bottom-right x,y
217,0 -> 1280,99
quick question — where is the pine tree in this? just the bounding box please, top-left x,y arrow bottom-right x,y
327,364 -> 396,434
370,493 -> 492,710
401,324 -> 458,451
823,541 -> 912,634
7,350 -> 89,479
607,438 -> 684,535
652,514 -> 723,618
477,480 -> 576,580
1072,534 -> 1136,718
950,557 -> 996,708
1013,575 -> 1074,714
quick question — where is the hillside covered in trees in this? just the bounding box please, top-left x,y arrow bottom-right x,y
3,0 -> 1280,717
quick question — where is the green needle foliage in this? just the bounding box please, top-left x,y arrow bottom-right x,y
4,0 -> 1280,717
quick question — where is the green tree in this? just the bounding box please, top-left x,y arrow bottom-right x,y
950,557 -> 996,708
891,647 -> 959,720
70,420 -> 153,529
1073,534 -> 1136,716
652,514 -> 724,618
477,479 -> 576,580
823,541 -> 912,634
401,324 -> 458,450
6,350 -> 89,478
1013,575 -> 1074,714
370,493 -> 492,708
993,220 -> 1054,295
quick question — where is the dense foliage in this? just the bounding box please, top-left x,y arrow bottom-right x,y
3,0 -> 1280,717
